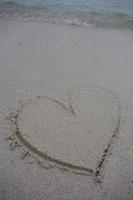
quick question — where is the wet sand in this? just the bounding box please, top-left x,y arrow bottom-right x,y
0,19 -> 133,199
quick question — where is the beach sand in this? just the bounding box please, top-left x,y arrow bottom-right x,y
0,19 -> 133,199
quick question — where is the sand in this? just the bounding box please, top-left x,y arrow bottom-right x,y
0,19 -> 133,199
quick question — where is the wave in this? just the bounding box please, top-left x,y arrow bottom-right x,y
0,1 -> 133,29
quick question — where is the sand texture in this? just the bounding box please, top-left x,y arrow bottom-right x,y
0,19 -> 133,199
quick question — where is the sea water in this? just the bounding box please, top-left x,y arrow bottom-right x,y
0,0 -> 133,28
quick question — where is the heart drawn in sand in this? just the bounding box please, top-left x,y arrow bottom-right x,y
8,85 -> 121,178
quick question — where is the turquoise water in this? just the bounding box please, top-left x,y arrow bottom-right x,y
0,0 -> 133,28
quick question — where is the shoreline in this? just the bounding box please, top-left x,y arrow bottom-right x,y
1,16 -> 133,32
0,12 -> 133,31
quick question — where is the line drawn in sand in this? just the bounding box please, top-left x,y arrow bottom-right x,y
6,85 -> 121,182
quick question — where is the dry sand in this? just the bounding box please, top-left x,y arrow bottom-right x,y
0,19 -> 133,199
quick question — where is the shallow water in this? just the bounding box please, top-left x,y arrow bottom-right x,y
0,0 -> 133,28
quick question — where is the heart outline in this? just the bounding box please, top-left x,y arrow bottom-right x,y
7,86 -> 121,181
